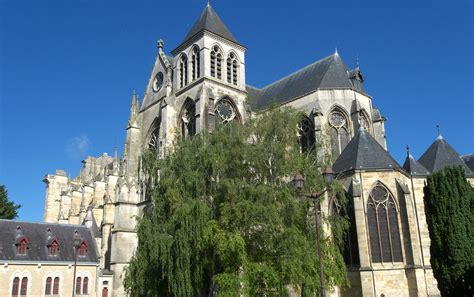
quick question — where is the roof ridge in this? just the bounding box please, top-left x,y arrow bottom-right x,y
0,219 -> 88,228
258,53 -> 336,91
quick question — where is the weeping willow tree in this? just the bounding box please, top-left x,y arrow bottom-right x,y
124,107 -> 349,296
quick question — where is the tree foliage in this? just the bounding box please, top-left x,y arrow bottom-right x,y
0,185 -> 20,219
124,108 -> 349,296
423,166 -> 474,296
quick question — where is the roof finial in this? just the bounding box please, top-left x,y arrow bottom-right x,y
207,0 -> 210,6
436,124 -> 443,139
335,47 -> 339,55
157,39 -> 164,50
406,145 -> 410,157
356,54 -> 360,68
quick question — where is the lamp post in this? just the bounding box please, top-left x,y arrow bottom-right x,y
292,166 -> 334,297
72,230 -> 81,297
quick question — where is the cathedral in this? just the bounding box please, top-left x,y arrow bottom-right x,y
41,3 -> 474,296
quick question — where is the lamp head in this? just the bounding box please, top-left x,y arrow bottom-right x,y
292,173 -> 305,190
322,166 -> 335,186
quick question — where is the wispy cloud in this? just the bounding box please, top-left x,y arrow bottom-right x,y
66,135 -> 91,159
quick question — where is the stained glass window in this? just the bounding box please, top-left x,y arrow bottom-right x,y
367,183 -> 403,263
215,99 -> 236,124
328,109 -> 350,157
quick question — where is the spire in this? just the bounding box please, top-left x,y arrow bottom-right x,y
403,145 -> 429,176
436,124 -> 442,139
128,90 -> 139,126
418,135 -> 472,175
181,4 -> 239,45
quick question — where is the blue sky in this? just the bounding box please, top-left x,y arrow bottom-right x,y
0,0 -> 472,222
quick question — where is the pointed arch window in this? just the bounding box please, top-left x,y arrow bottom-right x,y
360,111 -> 371,133
16,237 -> 29,255
191,46 -> 200,80
210,46 -> 222,79
147,122 -> 160,151
45,277 -> 52,295
83,277 -> 89,294
297,116 -> 316,153
328,109 -> 350,157
75,277 -> 82,294
78,240 -> 88,257
226,53 -> 238,85
367,183 -> 403,263
12,277 -> 20,297
179,54 -> 188,88
215,98 -> 238,124
48,238 -> 59,256
180,100 -> 196,138
53,277 -> 60,295
20,277 -> 28,296
330,194 -> 360,267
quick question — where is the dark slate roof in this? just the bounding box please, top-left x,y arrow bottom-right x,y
183,4 -> 239,45
403,154 -> 430,176
247,53 -> 353,110
0,220 -> 99,263
462,154 -> 474,171
418,136 -> 473,175
333,128 -> 401,173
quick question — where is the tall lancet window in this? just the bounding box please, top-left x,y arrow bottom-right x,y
180,99 -> 196,138
210,46 -> 222,79
226,52 -> 238,85
179,54 -> 188,88
328,108 -> 350,157
297,116 -> 315,153
367,183 -> 403,263
330,193 -> 360,267
360,111 -> 371,133
191,46 -> 200,80
147,122 -> 160,152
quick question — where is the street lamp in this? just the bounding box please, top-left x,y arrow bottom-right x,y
72,230 -> 81,297
292,166 -> 334,297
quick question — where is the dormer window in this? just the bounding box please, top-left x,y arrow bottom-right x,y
78,240 -> 88,257
179,54 -> 188,88
48,239 -> 60,256
17,238 -> 28,255
210,46 -> 222,79
191,46 -> 200,80
226,52 -> 238,85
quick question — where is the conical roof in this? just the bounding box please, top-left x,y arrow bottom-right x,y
183,4 -> 239,45
403,153 -> 429,176
333,128 -> 401,173
418,136 -> 472,175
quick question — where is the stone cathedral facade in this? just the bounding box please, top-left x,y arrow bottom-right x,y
42,4 -> 473,296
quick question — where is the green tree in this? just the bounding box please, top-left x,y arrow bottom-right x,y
124,108 -> 349,296
423,166 -> 474,296
0,185 -> 21,219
